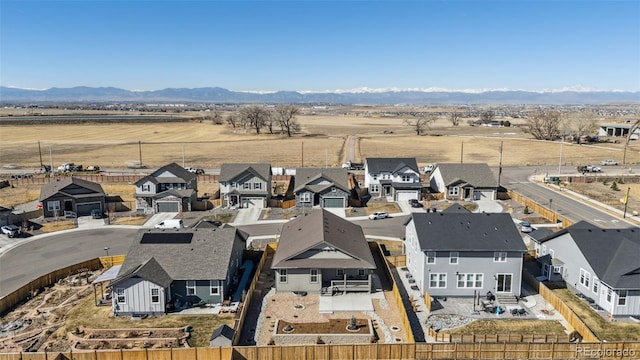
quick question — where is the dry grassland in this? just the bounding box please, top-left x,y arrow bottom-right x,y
41,220 -> 76,233
443,319 -> 567,336
0,184 -> 41,207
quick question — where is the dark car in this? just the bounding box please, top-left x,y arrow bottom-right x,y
91,209 -> 103,219
410,201 -> 424,208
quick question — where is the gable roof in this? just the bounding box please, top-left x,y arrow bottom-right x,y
434,163 -> 497,188
294,168 -> 349,193
366,158 -> 419,174
411,212 -> 526,252
135,162 -> 196,186
540,221 -> 640,289
219,163 -> 271,183
111,257 -> 172,288
210,324 -> 235,342
118,227 -> 245,281
271,209 -> 375,269
39,177 -> 105,201
526,228 -> 554,242
441,203 -> 471,214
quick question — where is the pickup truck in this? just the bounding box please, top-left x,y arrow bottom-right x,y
577,165 -> 602,173
1,224 -> 21,238
341,161 -> 364,170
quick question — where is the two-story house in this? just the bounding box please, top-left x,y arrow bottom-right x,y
293,167 -> 351,208
134,163 -> 197,213
430,163 -> 498,200
364,158 -> 421,202
111,227 -> 246,316
219,163 -> 272,208
537,221 -> 640,318
405,210 -> 527,298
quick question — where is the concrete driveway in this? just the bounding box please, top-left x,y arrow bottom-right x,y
231,207 -> 261,225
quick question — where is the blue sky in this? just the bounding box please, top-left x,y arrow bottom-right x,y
1,1 -> 638,92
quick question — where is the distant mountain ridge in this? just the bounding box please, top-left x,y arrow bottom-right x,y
1,86 -> 638,104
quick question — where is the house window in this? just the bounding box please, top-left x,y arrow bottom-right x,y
372,174 -> 378,180
210,280 -> 220,295
457,273 -> 483,288
186,280 -> 196,295
606,288 -> 612,303
254,182 -> 262,190
493,252 -> 507,262
542,245 -> 547,255
279,270 -> 288,283
243,182 -> 251,190
370,184 -> 379,193
549,249 -> 554,258
151,288 -> 160,303
449,252 -> 459,264
426,252 -> 436,264
429,273 -> 447,288
401,175 -> 411,182
331,187 -> 337,192
358,269 -> 366,277
47,200 -> 61,211
300,193 -> 311,202
310,269 -> 318,283
617,290 -> 627,306
336,269 -> 344,277
592,277 -> 599,294
579,269 -> 590,288
115,288 -> 125,304
448,187 -> 459,196
142,184 -> 151,191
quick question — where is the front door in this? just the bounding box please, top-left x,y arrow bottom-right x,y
496,274 -> 512,293
384,186 -> 391,196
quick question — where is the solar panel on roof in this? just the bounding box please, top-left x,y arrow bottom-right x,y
140,232 -> 193,244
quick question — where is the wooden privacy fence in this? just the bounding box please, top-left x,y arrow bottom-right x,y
431,333 -> 571,343
98,256 -> 126,268
2,342 -> 639,360
508,190 -> 573,228
522,271 -> 599,342
0,258 -> 103,316
385,254 -> 406,268
267,199 -> 296,209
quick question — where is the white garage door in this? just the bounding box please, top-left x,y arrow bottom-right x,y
395,191 -> 418,202
474,190 -> 495,200
157,201 -> 180,213
322,197 -> 345,208
242,197 -> 264,208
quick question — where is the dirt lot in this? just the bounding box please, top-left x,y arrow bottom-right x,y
565,181 -> 640,216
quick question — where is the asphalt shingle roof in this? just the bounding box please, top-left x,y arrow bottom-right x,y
39,177 -> 105,201
411,212 -> 526,252
210,324 -> 235,342
366,158 -> 419,174
294,168 -> 349,193
135,163 -> 196,186
271,209 -> 376,269
112,257 -> 172,288
434,163 -> 497,188
219,163 -> 271,183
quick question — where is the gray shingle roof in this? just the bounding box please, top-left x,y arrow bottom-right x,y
527,228 -> 554,242
210,324 -> 235,342
294,168 -> 349,193
366,158 -> 419,174
541,221 -> 640,289
434,163 -> 497,188
118,227 -> 245,281
441,204 -> 471,214
271,209 -> 376,269
112,257 -> 172,288
39,177 -> 105,201
219,163 -> 271,183
411,212 -> 526,252
135,163 -> 196,186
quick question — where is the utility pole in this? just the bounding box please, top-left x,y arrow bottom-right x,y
182,145 -> 185,168
49,146 -> 53,174
460,141 -> 464,164
498,141 -> 503,187
38,141 -> 44,172
138,141 -> 143,167
301,141 -> 304,167
623,187 -> 631,218
558,141 -> 563,175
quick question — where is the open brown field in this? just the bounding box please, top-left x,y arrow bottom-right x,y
442,319 -> 567,336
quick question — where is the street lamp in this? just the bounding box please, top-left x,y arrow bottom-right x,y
104,246 -> 111,267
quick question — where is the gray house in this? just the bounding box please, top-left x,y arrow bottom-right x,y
405,211 -> 527,297
111,227 -> 245,316
271,209 -> 376,294
219,163 -> 272,208
430,163 -> 498,200
39,177 -> 105,218
0,206 -> 13,226
134,163 -> 197,213
364,158 -> 422,201
294,168 -> 351,208
538,221 -> 640,318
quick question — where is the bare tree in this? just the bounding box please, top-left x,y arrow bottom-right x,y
226,113 -> 238,128
404,113 -> 437,135
274,104 -> 301,137
527,110 -> 563,140
264,110 -> 276,134
565,109 -> 599,144
211,109 -> 224,125
449,110 -> 461,126
238,105 -> 271,134
480,110 -> 494,123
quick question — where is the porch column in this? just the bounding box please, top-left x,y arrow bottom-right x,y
368,273 -> 372,293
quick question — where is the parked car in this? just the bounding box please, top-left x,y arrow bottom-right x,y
91,209 -> 103,219
1,224 -> 21,238
587,165 -> 602,172
409,199 -> 424,208
601,159 -> 619,166
369,212 -> 390,220
520,221 -> 533,233
423,164 -> 435,173
155,219 -> 183,229
186,167 -> 205,175
86,165 -> 101,172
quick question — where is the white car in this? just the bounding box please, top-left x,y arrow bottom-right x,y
520,221 -> 534,233
600,159 -> 619,166
369,212 -> 390,220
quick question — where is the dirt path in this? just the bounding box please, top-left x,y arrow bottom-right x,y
343,135 -> 361,164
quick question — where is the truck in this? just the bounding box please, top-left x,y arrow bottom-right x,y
1,224 -> 21,238
341,161 -> 364,170
577,165 -> 602,173
154,219 -> 183,229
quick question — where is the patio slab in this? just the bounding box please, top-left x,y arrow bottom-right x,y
319,293 -> 374,313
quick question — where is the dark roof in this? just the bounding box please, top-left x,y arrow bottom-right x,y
210,324 -> 235,342
294,168 -> 349,193
152,189 -> 195,199
541,221 -> 640,289
366,158 -> 419,174
0,206 -> 12,213
111,257 -> 172,288
441,204 -> 471,214
411,212 -> 527,252
135,162 -> 196,186
219,163 -> 271,183
39,177 -> 105,201
527,228 -> 554,242
434,163 -> 497,188
271,209 -> 376,269
118,227 -> 245,281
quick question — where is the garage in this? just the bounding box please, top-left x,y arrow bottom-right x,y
76,202 -> 102,216
322,197 -> 345,208
242,197 -> 264,208
157,201 -> 180,213
395,191 -> 418,202
474,190 -> 496,200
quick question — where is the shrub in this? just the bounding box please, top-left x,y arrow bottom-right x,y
611,182 -> 620,191
523,206 -> 530,214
